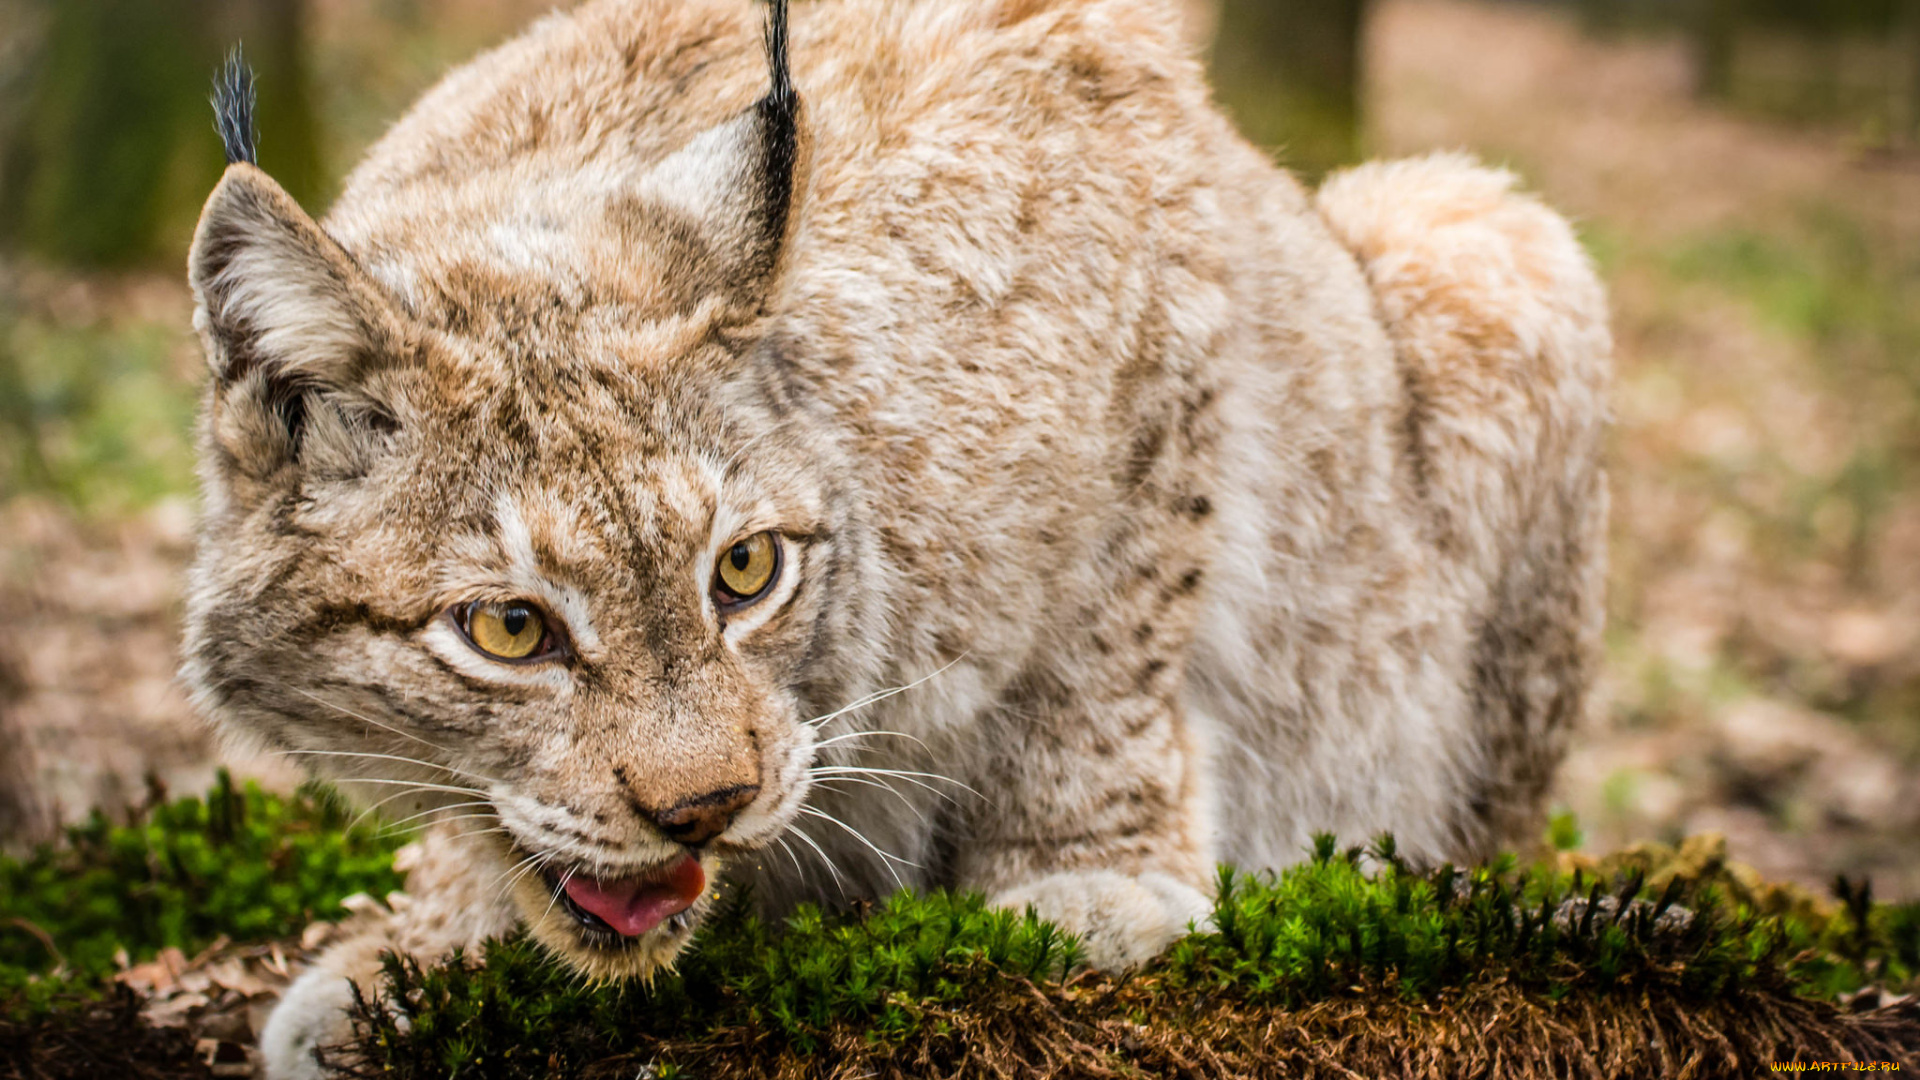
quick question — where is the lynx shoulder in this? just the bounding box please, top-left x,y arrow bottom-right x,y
179,0 -> 1608,1074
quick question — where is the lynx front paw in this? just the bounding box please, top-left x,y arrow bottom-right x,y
259,966 -> 365,1080
991,869 -> 1211,970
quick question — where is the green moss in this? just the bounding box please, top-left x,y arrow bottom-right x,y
1545,806 -> 1586,853
341,887 -> 1084,1075
0,770 -> 407,986
337,834 -> 1918,1077
2,782 -> 1915,1075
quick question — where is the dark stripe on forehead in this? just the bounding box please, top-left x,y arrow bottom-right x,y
483,388 -> 540,459
580,437 -> 665,566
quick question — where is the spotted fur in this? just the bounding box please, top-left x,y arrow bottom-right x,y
181,0 -> 1609,1074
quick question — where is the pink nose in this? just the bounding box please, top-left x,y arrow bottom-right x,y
641,784 -> 759,845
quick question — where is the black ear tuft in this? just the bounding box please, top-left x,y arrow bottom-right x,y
213,46 -> 259,167
755,0 -> 798,242
632,0 -> 806,309
762,0 -> 793,113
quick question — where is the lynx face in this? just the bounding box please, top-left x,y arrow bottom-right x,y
180,26 -> 860,978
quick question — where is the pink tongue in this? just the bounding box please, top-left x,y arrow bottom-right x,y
562,854 -> 707,937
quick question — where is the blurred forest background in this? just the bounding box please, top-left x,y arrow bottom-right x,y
0,0 -> 1917,899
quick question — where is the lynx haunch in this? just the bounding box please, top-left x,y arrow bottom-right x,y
180,0 -> 1609,1073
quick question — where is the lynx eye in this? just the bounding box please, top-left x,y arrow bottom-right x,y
714,532 -> 780,605
463,600 -> 551,661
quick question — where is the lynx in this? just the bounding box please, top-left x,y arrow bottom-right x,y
180,0 -> 1609,1072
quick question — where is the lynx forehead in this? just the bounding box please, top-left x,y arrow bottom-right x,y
180,0 -> 1608,1074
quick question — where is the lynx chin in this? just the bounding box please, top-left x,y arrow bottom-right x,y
181,0 -> 1609,1072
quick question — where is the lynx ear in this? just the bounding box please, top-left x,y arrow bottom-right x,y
635,0 -> 805,306
189,164 -> 401,482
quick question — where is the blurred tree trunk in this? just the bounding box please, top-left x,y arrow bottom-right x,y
1691,0 -> 1742,99
243,0 -> 324,210
1208,0 -> 1368,181
1578,0 -> 1625,34
0,0 -> 321,268
1900,0 -> 1920,148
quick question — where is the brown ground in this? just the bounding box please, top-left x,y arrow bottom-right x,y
1,0 -> 1915,899
1363,0 -> 1920,898
340,979 -> 1920,1079
0,274 -> 298,840
9,933 -> 1918,1078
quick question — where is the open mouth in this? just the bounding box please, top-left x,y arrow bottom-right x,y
545,852 -> 707,943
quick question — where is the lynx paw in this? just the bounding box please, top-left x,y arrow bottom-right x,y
991,869 -> 1211,970
259,966 -> 364,1080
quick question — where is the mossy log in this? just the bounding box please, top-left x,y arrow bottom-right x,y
2,783 -> 1917,1079
575,981 -> 1912,1080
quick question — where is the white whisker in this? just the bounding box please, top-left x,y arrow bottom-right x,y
484,850 -> 544,897
770,833 -> 807,882
809,775 -> 928,823
374,804 -> 500,836
280,748 -> 500,789
489,849 -> 559,908
796,806 -> 916,889
425,824 -> 514,849
449,825 -> 514,841
808,764 -> 980,801
783,824 -> 849,899
293,688 -> 468,759
375,800 -> 497,832
327,776 -> 490,799
334,783 -> 446,835
538,866 -> 578,927
811,729 -> 930,753
804,654 -> 970,729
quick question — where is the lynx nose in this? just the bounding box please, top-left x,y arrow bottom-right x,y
643,785 -> 760,846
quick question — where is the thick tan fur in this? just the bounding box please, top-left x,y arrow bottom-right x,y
177,0 -> 1609,1074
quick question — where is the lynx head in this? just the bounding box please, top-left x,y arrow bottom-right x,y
181,1 -> 864,979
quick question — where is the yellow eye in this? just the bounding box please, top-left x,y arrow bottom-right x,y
715,532 -> 779,602
466,601 -> 548,660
